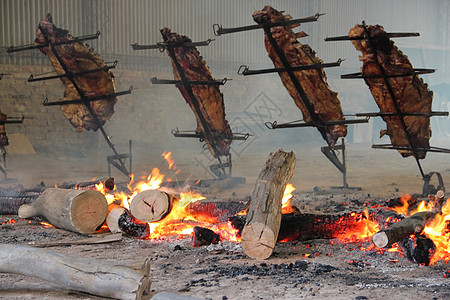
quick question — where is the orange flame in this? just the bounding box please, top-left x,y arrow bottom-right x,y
333,209 -> 380,243
391,194 -> 412,215
162,151 -> 176,169
93,152 -> 240,243
282,183 -> 296,214
421,200 -> 450,264
385,192 -> 450,265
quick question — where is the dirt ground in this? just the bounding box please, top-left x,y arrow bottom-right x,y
1,139 -> 450,300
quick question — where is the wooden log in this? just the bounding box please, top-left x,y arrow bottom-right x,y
187,201 -> 249,223
241,149 -> 296,259
399,234 -> 436,265
372,211 -> 436,248
192,226 -> 221,247
230,211 -> 374,242
429,189 -> 445,213
29,233 -> 123,247
0,195 -> 37,215
130,189 -> 173,223
18,188 -> 108,234
106,203 -> 150,239
0,243 -> 150,300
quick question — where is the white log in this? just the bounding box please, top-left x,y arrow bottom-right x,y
0,243 -> 150,300
18,188 -> 108,234
130,190 -> 172,223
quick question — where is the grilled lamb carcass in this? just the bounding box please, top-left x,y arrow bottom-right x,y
349,24 -> 432,159
160,28 -> 232,157
252,6 -> 347,146
0,110 -> 9,147
35,13 -> 117,132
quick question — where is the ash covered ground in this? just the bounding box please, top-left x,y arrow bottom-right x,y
1,141 -> 450,299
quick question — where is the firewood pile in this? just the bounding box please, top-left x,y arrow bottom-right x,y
1,149 -> 450,300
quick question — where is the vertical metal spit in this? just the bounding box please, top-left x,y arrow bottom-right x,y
132,34 -> 250,180
7,30 -> 133,178
325,21 -> 450,195
214,13 -> 368,189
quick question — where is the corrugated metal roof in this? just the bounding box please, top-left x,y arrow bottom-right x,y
1,0 -> 449,81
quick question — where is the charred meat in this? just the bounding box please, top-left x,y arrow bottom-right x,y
160,28 -> 232,157
252,6 -> 347,146
35,14 -> 117,132
349,24 -> 432,159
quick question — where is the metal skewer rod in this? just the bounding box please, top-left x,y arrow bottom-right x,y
213,13 -> 324,36
28,61 -> 118,82
131,39 -> 214,51
42,88 -> 132,106
341,68 -> 435,79
324,32 -> 419,42
356,111 -> 448,117
238,59 -> 343,76
7,32 -> 101,53
150,77 -> 228,85
171,129 -> 250,141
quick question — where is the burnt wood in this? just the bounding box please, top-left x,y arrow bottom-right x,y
193,226 -> 221,247
372,211 -> 436,248
107,203 -> 150,239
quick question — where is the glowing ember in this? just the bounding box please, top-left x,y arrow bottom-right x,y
40,222 -> 54,228
333,209 -> 380,244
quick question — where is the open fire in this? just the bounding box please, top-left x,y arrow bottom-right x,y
90,152 -> 450,265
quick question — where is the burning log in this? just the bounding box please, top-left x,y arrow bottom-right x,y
193,226 -> 221,247
241,149 -> 296,259
18,188 -> 108,234
231,211 -> 375,242
399,234 -> 436,266
0,243 -> 150,300
106,203 -> 150,239
372,211 -> 436,248
429,189 -> 445,213
129,189 -> 173,223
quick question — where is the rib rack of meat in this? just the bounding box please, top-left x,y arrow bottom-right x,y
212,7 -> 369,188
7,13 -> 133,177
251,5 -> 347,146
34,13 -> 117,132
159,28 -> 232,158
348,24 -> 433,159
325,23 -> 450,195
